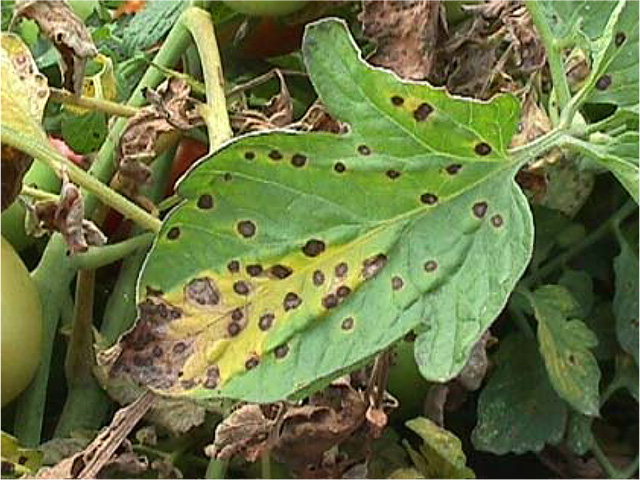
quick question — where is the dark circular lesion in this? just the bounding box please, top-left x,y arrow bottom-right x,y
615,31 -> 626,46
245,355 -> 260,370
303,239 -> 326,257
197,194 -> 214,209
391,276 -> 404,290
269,264 -> 293,279
237,220 -> 257,238
341,317 -> 355,330
337,285 -> 351,298
246,264 -> 264,276
474,142 -> 492,156
335,262 -> 349,278
233,281 -> 251,295
413,102 -> 434,122
596,75 -> 612,91
167,226 -> 181,240
445,164 -> 462,175
322,294 -> 339,309
472,201 -> 488,218
274,343 -> 289,358
185,277 -> 220,306
423,260 -> 438,272
204,365 -> 220,389
386,169 -> 401,179
244,151 -> 255,160
227,260 -> 240,273
390,95 -> 404,106
491,214 -> 504,227
268,150 -> 283,160
334,162 -> 347,173
283,292 -> 303,311
313,270 -> 325,286
357,145 -> 371,156
259,313 -> 275,331
420,193 -> 438,205
291,153 -> 308,167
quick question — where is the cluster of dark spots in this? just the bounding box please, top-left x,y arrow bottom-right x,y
233,281 -> 251,295
246,264 -> 264,276
491,214 -> 504,227
337,286 -> 351,298
204,365 -> 220,389
335,262 -> 349,278
390,95 -> 404,106
227,260 -> 240,273
269,150 -> 283,160
322,293 -> 339,309
245,355 -> 260,370
420,193 -> 438,205
424,260 -> 438,272
244,151 -> 255,160
363,253 -> 388,279
185,277 -> 220,306
334,162 -> 346,173
313,269 -> 325,286
237,220 -> 256,238
596,75 -> 612,91
358,145 -> 371,155
615,32 -> 626,46
474,142 -> 492,156
197,194 -> 214,209
167,226 -> 181,240
283,292 -> 303,311
269,264 -> 293,279
386,169 -> 401,179
391,276 -> 404,290
291,153 -> 307,167
231,308 -> 244,321
472,201 -> 488,218
274,344 -> 289,358
413,102 -> 433,122
445,163 -> 462,175
303,239 -> 326,257
341,317 -> 355,330
259,313 -> 275,331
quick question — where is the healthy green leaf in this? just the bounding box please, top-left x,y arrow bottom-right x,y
472,334 -> 567,455
613,236 -> 639,364
532,285 -> 601,416
61,111 -> 108,154
404,417 -> 475,479
107,18 -> 530,402
122,1 -> 187,56
565,411 -> 594,456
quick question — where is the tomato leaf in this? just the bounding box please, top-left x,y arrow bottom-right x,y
472,334 -> 567,455
0,431 -> 43,476
532,285 -> 601,416
613,235 -> 639,364
106,18 -> 531,402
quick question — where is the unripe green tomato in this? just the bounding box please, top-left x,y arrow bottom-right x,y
222,0 -> 308,17
1,236 -> 43,406
68,0 -> 99,20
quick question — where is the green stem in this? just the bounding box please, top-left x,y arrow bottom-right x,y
205,458 -> 229,479
522,200 -> 637,287
181,7 -> 233,151
21,185 -> 58,202
49,88 -> 139,117
70,233 -> 154,270
621,456 -> 639,479
1,128 -> 162,233
591,439 -> 622,478
509,128 -> 566,166
260,453 -> 272,479
526,1 -> 572,114
157,194 -> 182,212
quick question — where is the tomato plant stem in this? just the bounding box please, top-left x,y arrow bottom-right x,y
525,1 -> 571,115
70,233 -> 155,270
205,458 -> 229,479
49,88 -> 139,117
20,185 -> 59,202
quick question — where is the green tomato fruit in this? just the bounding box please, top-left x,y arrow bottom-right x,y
68,0 -> 99,20
222,0 -> 308,17
1,236 -> 43,406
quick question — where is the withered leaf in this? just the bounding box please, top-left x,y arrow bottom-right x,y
13,0 -> 98,94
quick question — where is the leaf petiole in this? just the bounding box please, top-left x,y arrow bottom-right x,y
49,88 -> 139,118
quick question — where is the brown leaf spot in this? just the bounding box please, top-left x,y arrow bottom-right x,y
167,227 -> 181,240
227,260 -> 240,273
274,344 -> 289,358
445,163 -> 462,175
228,322 -> 242,337
246,264 -> 264,277
491,214 -> 504,227
420,193 -> 438,205
596,75 -> 612,91
357,145 -> 371,155
337,286 -> 351,298
363,253 -> 388,279
237,220 -> 256,238
233,281 -> 250,296
259,313 -> 275,331
313,270 -> 325,286
302,239 -> 326,257
341,317 -> 355,330
269,264 -> 293,279
268,150 -> 283,160
334,162 -> 346,173
335,262 -> 348,278
231,308 -> 244,322
474,142 -> 492,155
413,102 -> 433,121
472,201 -> 488,218
291,154 -> 307,168
615,32 -> 626,46
197,194 -> 214,210
386,169 -> 401,179
390,95 -> 405,106
245,151 -> 255,160
322,294 -> 339,309
245,355 -> 260,370
283,292 -> 302,311
204,365 -> 220,389
391,276 -> 404,290
173,342 -> 187,355
185,277 -> 220,306
424,260 -> 438,272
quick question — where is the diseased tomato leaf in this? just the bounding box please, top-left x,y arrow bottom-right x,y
613,235 -> 639,364
104,19 -> 532,402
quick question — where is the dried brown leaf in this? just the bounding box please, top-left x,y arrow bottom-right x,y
13,0 -> 98,94
1,144 -> 33,212
360,0 -> 445,80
